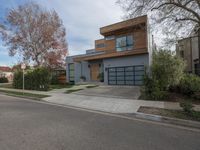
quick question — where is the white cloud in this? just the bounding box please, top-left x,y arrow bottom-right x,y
36,0 -> 123,55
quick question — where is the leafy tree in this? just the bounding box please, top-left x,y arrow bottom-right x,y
117,0 -> 200,47
0,2 -> 68,69
142,49 -> 186,100
151,49 -> 186,90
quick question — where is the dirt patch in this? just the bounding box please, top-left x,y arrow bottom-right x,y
138,106 -> 200,122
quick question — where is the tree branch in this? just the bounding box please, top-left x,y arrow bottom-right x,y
152,1 -> 200,22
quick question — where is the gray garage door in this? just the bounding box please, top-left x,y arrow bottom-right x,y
108,65 -> 144,86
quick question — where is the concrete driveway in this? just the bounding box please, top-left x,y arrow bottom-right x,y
74,85 -> 141,99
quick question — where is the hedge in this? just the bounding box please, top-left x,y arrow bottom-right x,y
13,67 -> 50,91
0,77 -> 8,83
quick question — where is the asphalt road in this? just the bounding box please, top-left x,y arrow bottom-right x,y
0,94 -> 200,150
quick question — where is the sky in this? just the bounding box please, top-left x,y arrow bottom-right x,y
0,0 -> 124,66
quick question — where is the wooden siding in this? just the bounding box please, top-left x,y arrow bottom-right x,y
74,15 -> 148,62
100,15 -> 147,36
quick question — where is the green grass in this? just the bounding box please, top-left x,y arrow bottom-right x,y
0,83 -> 13,88
86,85 -> 99,88
138,106 -> 200,122
65,89 -> 83,94
0,89 -> 50,100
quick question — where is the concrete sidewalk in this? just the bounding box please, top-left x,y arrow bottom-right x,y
1,87 -> 200,114
43,93 -> 200,114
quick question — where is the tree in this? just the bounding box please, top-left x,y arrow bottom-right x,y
0,2 -> 68,69
151,49 -> 186,89
117,0 -> 200,48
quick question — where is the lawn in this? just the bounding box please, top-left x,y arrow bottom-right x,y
0,83 -> 13,88
138,106 -> 200,122
0,89 -> 50,100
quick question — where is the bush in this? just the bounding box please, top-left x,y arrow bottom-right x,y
51,75 -> 59,85
141,50 -> 185,100
179,74 -> 200,96
142,74 -> 168,100
180,101 -> 194,114
0,77 -> 9,83
151,50 -> 185,90
97,72 -> 104,82
13,67 -> 50,91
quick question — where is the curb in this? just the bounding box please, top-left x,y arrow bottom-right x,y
126,112 -> 200,130
1,93 -> 199,130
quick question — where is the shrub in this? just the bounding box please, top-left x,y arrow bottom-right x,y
151,49 -> 185,90
51,75 -> 59,85
13,67 -> 50,91
179,74 -> 200,96
180,101 -> 194,114
141,50 -> 185,100
0,77 -> 9,83
142,74 -> 168,100
13,71 -> 23,89
80,76 -> 86,81
97,72 -> 104,82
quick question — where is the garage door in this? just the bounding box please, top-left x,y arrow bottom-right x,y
108,65 -> 145,86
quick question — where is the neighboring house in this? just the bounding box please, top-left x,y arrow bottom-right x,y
176,27 -> 200,75
66,15 -> 153,85
0,66 -> 13,82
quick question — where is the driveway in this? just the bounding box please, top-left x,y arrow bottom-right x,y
74,85 -> 141,99
0,94 -> 200,150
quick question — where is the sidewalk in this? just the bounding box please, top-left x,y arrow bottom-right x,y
1,87 -> 200,114
43,92 -> 200,114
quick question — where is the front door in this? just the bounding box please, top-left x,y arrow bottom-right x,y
90,64 -> 100,81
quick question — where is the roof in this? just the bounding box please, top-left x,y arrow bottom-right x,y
0,66 -> 12,72
100,15 -> 147,36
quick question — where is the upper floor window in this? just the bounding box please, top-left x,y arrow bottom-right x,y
96,43 -> 105,48
116,35 -> 134,51
105,36 -> 115,40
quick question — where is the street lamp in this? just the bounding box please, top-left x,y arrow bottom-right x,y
21,63 -> 26,94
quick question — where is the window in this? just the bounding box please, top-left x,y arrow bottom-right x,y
116,35 -> 134,51
105,36 -> 115,40
68,63 -> 74,82
96,43 -> 105,48
180,50 -> 184,58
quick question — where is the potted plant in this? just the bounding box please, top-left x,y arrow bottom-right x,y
97,72 -> 104,82
80,76 -> 86,82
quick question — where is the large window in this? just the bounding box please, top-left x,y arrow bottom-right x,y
116,35 -> 134,51
68,63 -> 74,82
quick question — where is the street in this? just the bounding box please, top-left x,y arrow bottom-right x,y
0,94 -> 200,150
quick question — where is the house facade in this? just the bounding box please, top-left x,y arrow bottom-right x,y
0,66 -> 13,82
176,27 -> 200,75
66,15 -> 153,85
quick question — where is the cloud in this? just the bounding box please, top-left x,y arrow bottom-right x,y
0,0 -> 124,65
36,0 -> 123,55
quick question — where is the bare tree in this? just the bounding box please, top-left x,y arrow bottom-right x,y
0,2 -> 68,68
117,0 -> 200,48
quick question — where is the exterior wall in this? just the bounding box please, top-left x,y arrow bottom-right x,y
95,28 -> 147,54
0,72 -> 13,82
66,56 -> 91,84
176,36 -> 199,73
103,54 -> 149,84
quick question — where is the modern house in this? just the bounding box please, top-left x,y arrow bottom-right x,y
176,26 -> 200,75
66,15 -> 153,85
